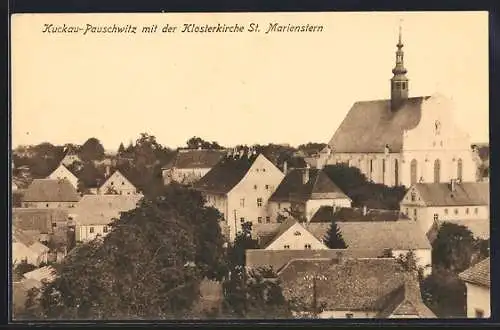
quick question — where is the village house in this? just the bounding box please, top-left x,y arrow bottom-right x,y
399,180 -> 489,235
162,149 -> 226,185
21,179 -> 80,208
98,169 -> 139,195
258,218 -> 329,250
268,166 -> 351,222
310,29 -> 476,187
459,258 -> 490,318
46,164 -> 79,189
193,149 -> 285,241
12,227 -> 50,266
70,194 -> 143,242
261,255 -> 435,318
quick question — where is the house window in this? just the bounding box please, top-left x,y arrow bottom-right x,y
46,204 -> 49,208
405,208 -> 409,215
370,160 -> 373,175
257,198 -> 263,207
305,244 -> 312,249
394,159 -> 399,185
266,216 -> 270,223
254,185 -> 258,190
122,181 -> 125,185
457,159 -> 463,181
262,168 -> 266,172
265,184 -> 269,190
466,208 -> 469,215
433,213 -> 438,221
410,159 -> 418,184
475,309 -> 485,318
278,203 -> 281,209
413,209 -> 417,219
410,191 -> 416,202
444,208 -> 449,215
474,208 -> 478,215
111,181 -> 114,185
346,313 -> 354,319
52,223 -> 57,228
89,227 -> 95,233
258,217 -> 263,223
434,159 -> 441,183
240,198 -> 245,207
240,217 -> 245,223
103,226 -> 108,233
284,245 -> 290,249
454,209 -> 459,215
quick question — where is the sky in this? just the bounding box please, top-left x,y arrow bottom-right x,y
11,11 -> 489,151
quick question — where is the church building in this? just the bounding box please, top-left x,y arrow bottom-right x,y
314,26 -> 477,187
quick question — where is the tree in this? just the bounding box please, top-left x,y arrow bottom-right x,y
186,136 -> 224,150
34,184 -> 226,320
74,161 -> 105,194
79,138 -> 105,161
227,222 -> 259,268
297,142 -> 327,157
323,219 -> 347,249
117,143 -> 125,154
432,222 -> 475,273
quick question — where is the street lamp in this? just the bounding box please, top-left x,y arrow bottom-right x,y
303,273 -> 328,318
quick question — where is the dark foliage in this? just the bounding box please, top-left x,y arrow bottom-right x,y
432,222 -> 476,273
323,220 -> 347,249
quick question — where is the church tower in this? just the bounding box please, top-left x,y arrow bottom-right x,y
390,23 -> 409,111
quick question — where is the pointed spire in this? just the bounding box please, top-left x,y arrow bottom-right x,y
391,18 -> 409,111
397,19 -> 403,48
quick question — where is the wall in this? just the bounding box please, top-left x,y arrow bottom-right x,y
265,222 -> 327,250
47,166 -> 78,189
76,224 -> 109,242
99,171 -> 138,195
392,249 -> 432,277
226,155 -> 285,241
22,201 -> 77,209
465,283 -> 490,318
401,95 -> 476,187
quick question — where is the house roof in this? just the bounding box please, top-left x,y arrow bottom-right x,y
12,227 -> 49,255
310,206 -> 409,223
245,248 -> 382,273
71,194 -> 142,225
23,266 -> 56,284
306,220 -> 431,250
459,257 -> 490,288
328,96 -> 430,153
269,169 -> 349,202
162,149 -> 225,170
22,179 -> 80,202
279,258 -> 409,311
413,182 -> 489,207
260,218 -> 299,249
192,153 -> 262,194
13,208 -> 69,233
437,219 -> 490,240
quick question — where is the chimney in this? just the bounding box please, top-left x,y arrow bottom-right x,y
105,165 -> 110,178
450,179 -> 457,192
302,165 -> 310,184
283,161 -> 288,175
362,205 -> 367,216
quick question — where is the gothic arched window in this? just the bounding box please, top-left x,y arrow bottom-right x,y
394,159 -> 399,186
434,159 -> 441,183
382,159 -> 386,184
410,159 -> 417,184
457,158 -> 463,181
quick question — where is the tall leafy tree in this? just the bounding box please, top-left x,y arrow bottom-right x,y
432,222 -> 476,273
117,143 -> 125,154
79,138 -> 105,161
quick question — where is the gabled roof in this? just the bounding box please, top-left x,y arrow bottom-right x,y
328,96 -> 430,153
13,208 -> 69,233
261,218 -> 301,249
22,179 -> 80,202
306,220 -> 431,250
412,182 -> 489,207
269,169 -> 349,202
459,257 -> 490,288
245,248 -> 382,273
310,206 -> 409,223
71,194 -> 142,225
279,258 -> 408,311
162,149 -> 225,170
192,153 -> 263,194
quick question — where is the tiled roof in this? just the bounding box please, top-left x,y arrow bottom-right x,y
71,194 -> 142,225
245,248 -> 382,273
22,179 -> 80,202
437,219 -> 489,240
23,266 -> 56,284
269,169 -> 349,202
459,257 -> 490,288
13,208 -> 69,233
413,182 -> 489,207
310,206 -> 409,223
306,220 -> 431,250
279,258 -> 407,311
192,153 -> 262,194
327,97 -> 429,153
162,149 -> 225,169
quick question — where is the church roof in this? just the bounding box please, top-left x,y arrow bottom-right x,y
328,96 -> 430,153
269,169 -> 349,202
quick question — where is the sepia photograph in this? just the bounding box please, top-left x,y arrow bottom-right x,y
10,11 -> 489,321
